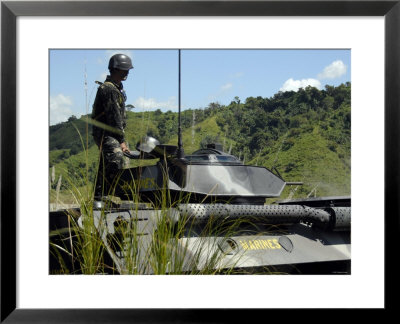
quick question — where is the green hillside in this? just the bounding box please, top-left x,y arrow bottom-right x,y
49,83 -> 351,202
256,127 -> 350,199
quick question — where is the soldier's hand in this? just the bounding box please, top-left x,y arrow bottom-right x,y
120,142 -> 129,152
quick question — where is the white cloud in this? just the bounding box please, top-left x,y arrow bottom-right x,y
318,60 -> 347,79
279,78 -> 321,92
50,94 -> 74,125
279,60 -> 347,93
221,83 -> 233,91
133,96 -> 177,111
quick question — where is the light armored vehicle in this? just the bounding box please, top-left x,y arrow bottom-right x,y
50,136 -> 351,274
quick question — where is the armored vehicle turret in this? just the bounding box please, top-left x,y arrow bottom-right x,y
50,135 -> 350,275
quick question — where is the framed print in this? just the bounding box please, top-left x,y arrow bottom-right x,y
1,0 -> 398,322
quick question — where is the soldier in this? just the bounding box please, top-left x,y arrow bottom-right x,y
92,53 -> 133,200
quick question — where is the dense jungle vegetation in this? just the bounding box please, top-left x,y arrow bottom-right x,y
49,83 -> 351,201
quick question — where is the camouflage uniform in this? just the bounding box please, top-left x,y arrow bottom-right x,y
92,76 -> 127,198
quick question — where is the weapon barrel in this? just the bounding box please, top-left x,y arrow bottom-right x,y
324,207 -> 351,231
175,204 -> 351,231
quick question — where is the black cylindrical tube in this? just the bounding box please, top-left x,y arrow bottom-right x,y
325,207 -> 351,231
176,204 -> 332,226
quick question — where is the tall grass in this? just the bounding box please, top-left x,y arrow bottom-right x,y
50,174 -> 253,275
50,137 -> 252,274
49,166 -> 107,274
50,126 -> 289,275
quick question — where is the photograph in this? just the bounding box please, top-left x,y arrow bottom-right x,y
49,49 -> 351,275
2,0 -> 396,320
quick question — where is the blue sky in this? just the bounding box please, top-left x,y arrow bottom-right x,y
49,49 -> 350,125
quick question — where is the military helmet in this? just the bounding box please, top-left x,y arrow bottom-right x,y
108,54 -> 133,71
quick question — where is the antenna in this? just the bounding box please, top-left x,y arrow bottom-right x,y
177,49 -> 185,159
84,59 -> 89,178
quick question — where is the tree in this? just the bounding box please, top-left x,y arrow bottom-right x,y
322,96 -> 335,110
208,102 -> 222,110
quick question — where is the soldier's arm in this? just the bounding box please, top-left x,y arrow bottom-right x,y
104,91 -> 126,143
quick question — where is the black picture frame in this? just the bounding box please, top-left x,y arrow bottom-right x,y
1,0 -> 398,322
